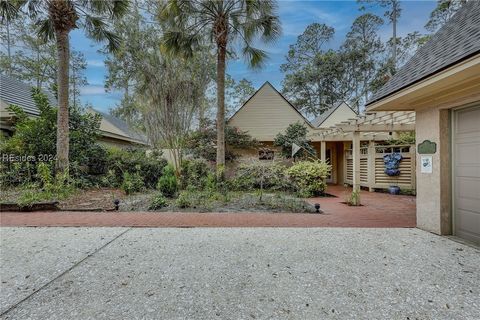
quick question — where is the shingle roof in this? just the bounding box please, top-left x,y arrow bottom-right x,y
367,0 -> 480,105
311,101 -> 356,127
0,74 -> 148,145
0,74 -> 57,115
91,108 -> 148,145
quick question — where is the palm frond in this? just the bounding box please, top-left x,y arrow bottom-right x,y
76,0 -> 129,18
242,14 -> 281,43
84,14 -> 121,52
161,30 -> 200,58
242,45 -> 267,69
159,0 -> 193,23
35,18 -> 55,42
0,0 -> 23,22
25,0 -> 43,19
110,0 -> 129,18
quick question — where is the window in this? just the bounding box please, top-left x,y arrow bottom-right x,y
258,149 -> 274,160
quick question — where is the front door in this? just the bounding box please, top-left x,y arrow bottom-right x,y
453,105 -> 480,244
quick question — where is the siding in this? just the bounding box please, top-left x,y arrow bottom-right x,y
228,82 -> 311,141
319,104 -> 357,128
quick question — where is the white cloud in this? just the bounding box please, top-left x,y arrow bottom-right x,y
80,85 -> 107,95
278,1 -> 346,36
87,59 -> 105,67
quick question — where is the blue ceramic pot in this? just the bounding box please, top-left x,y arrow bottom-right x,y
388,186 -> 401,195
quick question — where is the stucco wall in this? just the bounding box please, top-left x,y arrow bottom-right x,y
416,107 -> 451,235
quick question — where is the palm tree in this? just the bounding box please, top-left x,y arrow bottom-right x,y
2,0 -> 128,174
160,0 -> 281,179
0,0 -> 22,74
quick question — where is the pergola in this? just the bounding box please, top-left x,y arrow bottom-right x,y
310,111 -> 416,191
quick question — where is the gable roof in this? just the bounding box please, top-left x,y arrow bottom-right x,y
228,81 -> 314,128
0,74 -> 57,115
311,101 -> 357,127
0,74 -> 148,145
367,0 -> 480,105
89,108 -> 149,145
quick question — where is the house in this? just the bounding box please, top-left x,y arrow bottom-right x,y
227,82 -> 357,172
0,74 -> 148,147
228,82 -> 317,142
0,74 -> 57,134
227,81 -> 415,187
366,1 -> 480,244
311,102 -> 357,129
87,109 -> 149,147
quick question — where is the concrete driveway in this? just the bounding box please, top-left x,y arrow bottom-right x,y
1,228 -> 479,319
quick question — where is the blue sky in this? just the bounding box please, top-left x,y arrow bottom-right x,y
74,0 -> 437,112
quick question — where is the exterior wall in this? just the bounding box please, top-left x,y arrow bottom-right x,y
233,141 -> 281,161
415,107 -> 452,235
343,142 -> 416,190
97,136 -> 139,148
335,142 -> 345,185
228,83 -> 312,141
318,104 -> 357,128
0,99 -> 11,118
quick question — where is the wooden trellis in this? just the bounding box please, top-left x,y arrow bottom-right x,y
310,111 -> 416,191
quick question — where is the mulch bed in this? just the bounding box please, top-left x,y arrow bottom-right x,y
59,188 -> 125,211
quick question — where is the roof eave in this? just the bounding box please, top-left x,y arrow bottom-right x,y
366,54 -> 480,112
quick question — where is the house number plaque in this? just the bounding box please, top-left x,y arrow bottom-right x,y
417,140 -> 437,154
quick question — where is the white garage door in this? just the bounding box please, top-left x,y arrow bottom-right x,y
453,105 -> 480,244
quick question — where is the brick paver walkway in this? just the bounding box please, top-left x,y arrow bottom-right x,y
0,186 -> 415,228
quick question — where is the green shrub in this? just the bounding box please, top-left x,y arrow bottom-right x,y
286,160 -> 331,197
175,187 -> 224,209
0,90 -> 167,191
175,190 -> 192,208
100,169 -> 119,188
106,148 -> 167,189
346,188 -> 361,206
84,144 -> 108,175
0,90 -> 103,187
36,162 -> 53,187
383,132 -> 415,145
149,193 -> 168,210
17,162 -> 75,207
229,161 -> 291,191
157,164 -> 177,197
0,160 -> 36,187
179,159 -> 214,190
121,170 -> 144,195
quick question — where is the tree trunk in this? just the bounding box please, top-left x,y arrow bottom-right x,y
216,43 -> 226,179
392,2 -> 397,70
36,48 -> 40,90
198,99 -> 206,130
55,30 -> 70,174
6,19 -> 11,75
72,62 -> 76,108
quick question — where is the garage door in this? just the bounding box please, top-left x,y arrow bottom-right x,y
453,105 -> 480,244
